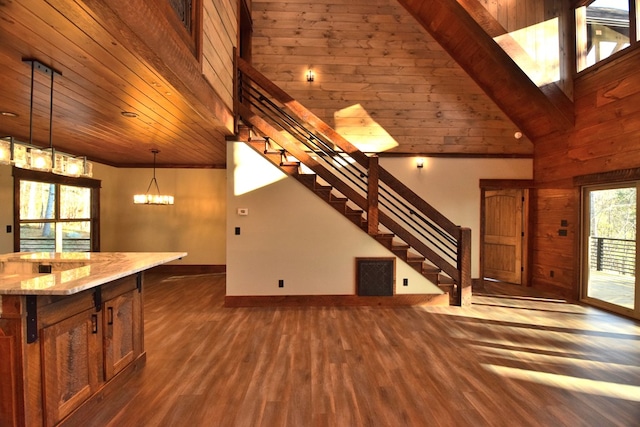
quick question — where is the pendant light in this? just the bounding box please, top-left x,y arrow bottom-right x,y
133,149 -> 174,205
3,59 -> 94,177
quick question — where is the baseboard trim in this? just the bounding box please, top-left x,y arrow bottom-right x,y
225,293 -> 449,307
150,264 -> 226,274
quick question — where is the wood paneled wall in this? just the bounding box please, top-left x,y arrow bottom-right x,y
202,0 -> 238,110
532,46 -> 640,297
480,0 -> 549,33
251,0 -> 533,155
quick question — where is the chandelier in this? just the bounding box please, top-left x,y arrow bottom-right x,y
133,149 -> 174,205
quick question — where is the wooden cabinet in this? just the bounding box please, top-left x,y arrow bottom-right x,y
41,308 -> 102,427
103,289 -> 141,380
0,273 -> 145,427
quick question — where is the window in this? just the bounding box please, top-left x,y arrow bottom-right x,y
576,0 -> 638,72
169,0 -> 193,32
14,168 -> 100,253
164,0 -> 201,58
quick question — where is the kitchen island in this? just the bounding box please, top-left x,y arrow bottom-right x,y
0,251 -> 186,427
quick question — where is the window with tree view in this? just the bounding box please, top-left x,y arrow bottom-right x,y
18,178 -> 96,253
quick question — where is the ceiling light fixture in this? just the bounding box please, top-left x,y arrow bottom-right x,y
0,136 -> 93,176
1,60 -> 94,177
133,149 -> 174,205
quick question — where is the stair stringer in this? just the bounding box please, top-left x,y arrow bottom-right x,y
227,141 -> 445,300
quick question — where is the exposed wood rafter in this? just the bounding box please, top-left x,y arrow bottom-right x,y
397,0 -> 575,141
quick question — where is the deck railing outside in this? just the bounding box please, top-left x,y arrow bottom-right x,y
590,236 -> 636,276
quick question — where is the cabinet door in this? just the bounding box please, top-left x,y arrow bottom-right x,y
103,291 -> 138,380
41,308 -> 101,427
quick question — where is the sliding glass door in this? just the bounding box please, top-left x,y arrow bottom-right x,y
582,183 -> 638,318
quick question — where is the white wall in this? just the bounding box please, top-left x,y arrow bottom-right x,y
0,163 -> 227,266
380,157 -> 533,277
226,142 -> 442,296
98,165 -> 226,265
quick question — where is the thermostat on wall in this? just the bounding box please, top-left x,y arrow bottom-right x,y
237,208 -> 249,216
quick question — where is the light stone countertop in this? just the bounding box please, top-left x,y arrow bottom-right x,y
0,252 -> 187,296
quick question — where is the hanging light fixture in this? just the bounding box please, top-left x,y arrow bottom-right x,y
0,136 -> 92,176
133,149 -> 174,205
0,59 -> 94,177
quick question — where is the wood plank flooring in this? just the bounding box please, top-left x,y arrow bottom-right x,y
85,273 -> 640,426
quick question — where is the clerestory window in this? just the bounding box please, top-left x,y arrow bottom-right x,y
576,0 -> 639,72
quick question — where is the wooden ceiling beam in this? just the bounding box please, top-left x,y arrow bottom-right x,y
397,0 -> 575,141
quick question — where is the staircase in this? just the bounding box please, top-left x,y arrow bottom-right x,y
236,57 -> 471,306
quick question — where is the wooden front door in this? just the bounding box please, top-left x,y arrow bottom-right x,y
484,189 -> 524,284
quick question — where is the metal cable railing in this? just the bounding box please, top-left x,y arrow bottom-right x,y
243,84 -> 369,196
237,59 -> 471,297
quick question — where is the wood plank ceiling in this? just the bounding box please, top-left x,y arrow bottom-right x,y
0,0 -> 233,168
0,0 -> 575,168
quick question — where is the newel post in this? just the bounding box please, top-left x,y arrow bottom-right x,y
457,227 -> 472,306
367,156 -> 379,235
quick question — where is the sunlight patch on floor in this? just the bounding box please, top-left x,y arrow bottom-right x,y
482,363 -> 640,402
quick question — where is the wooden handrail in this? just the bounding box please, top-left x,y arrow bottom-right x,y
238,58 -> 370,168
378,167 -> 460,238
238,58 -> 472,305
239,103 -> 368,210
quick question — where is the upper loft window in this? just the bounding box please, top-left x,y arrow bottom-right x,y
166,0 -> 201,58
169,0 -> 193,32
576,0 -> 638,72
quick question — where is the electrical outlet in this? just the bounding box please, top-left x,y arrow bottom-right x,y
235,227 -> 241,235
278,279 -> 284,288
6,225 -> 11,233
550,270 -> 555,278
403,278 -> 408,286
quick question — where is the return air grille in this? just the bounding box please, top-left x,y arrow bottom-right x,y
356,258 -> 395,296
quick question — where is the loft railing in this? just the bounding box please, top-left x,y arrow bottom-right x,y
237,58 -> 472,305
590,236 -> 636,276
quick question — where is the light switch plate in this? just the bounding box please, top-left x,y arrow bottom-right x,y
237,208 -> 249,216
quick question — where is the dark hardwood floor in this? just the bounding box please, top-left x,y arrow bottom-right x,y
85,273 -> 640,426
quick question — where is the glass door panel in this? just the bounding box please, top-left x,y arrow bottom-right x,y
583,184 -> 637,315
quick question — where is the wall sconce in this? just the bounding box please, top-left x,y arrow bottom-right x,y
306,69 -> 315,82
416,157 -> 424,169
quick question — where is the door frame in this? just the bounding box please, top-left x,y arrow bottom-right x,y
575,167 -> 640,320
479,179 -> 534,288
579,182 -> 639,318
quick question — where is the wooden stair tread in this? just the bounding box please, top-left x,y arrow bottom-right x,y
241,139 -> 456,307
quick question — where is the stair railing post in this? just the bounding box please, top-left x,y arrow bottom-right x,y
457,227 -> 472,306
367,156 -> 379,235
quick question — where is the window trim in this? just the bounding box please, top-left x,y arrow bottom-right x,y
13,167 -> 101,252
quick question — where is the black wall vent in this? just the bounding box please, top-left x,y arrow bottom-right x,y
356,258 -> 395,296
